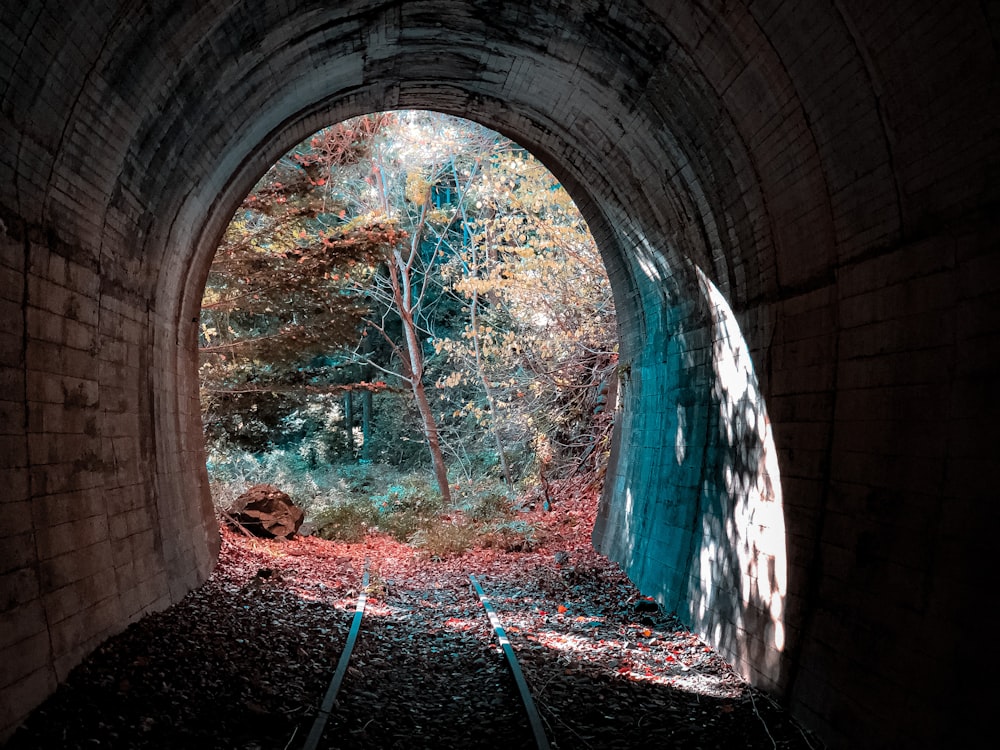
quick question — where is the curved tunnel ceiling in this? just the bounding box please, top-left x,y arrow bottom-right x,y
8,0 -> 835,315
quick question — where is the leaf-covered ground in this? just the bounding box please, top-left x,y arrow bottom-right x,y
7,479 -> 822,749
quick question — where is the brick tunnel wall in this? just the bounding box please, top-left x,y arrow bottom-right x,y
1,2 -> 998,747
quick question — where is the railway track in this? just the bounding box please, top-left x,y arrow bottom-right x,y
301,565 -> 551,750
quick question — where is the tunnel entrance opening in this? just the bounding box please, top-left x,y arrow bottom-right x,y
196,109 -> 621,562
181,102 -> 794,746
140,105 -> 794,746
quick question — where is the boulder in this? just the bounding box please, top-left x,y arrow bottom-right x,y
229,484 -> 304,539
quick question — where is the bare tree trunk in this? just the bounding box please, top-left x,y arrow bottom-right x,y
343,391 -> 354,455
367,144 -> 452,503
407,363 -> 452,504
361,389 -> 372,461
395,298 -> 452,504
388,213 -> 452,505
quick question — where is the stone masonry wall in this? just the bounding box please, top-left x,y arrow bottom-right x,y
0,214 -> 219,737
1,1 -> 998,747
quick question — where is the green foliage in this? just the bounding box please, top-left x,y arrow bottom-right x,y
452,482 -> 514,521
370,480 -> 443,541
406,477 -> 538,556
332,462 -> 382,495
434,145 -> 618,478
409,522 -> 478,560
206,445 -> 540,554
312,500 -> 377,543
478,519 -> 540,552
368,392 -> 430,467
205,441 -> 342,514
200,115 -> 395,457
466,491 -> 512,522
370,481 -> 438,515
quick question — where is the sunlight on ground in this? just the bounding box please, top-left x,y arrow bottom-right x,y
443,616 -> 480,632
468,605 -> 744,699
286,561 -> 747,702
696,267 -> 787,666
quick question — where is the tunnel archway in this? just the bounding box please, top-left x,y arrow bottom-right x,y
2,2 -> 997,747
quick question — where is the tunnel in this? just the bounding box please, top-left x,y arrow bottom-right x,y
1,2 -> 997,747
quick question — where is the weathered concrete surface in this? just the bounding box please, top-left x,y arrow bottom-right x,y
0,2 -> 997,746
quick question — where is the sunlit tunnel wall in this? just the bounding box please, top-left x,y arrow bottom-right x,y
593,239 -> 787,691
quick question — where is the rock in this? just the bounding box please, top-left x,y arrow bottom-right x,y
634,597 -> 659,614
229,484 -> 304,539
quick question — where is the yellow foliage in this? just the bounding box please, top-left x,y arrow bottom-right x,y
405,172 -> 431,206
437,371 -> 464,389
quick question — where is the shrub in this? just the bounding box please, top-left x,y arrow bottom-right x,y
334,462 -> 381,496
478,519 -> 540,552
370,480 -> 439,514
370,479 -> 442,541
209,480 -> 250,513
464,488 -> 514,522
410,521 -> 477,559
205,442 -> 341,514
313,500 -> 377,543
207,452 -> 545,553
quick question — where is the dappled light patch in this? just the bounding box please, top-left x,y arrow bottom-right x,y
690,268 -> 787,677
442,616 -> 481,632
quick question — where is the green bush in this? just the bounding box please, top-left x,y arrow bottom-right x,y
334,462 -> 381,496
478,519 -> 540,552
371,481 -> 438,514
207,450 -> 543,553
205,441 -> 344,514
313,501 -> 377,543
464,488 -> 514,522
410,521 -> 477,559
368,479 -> 442,541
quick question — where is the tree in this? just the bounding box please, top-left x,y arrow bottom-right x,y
325,112 -> 506,503
199,115 -> 395,452
437,148 -> 618,480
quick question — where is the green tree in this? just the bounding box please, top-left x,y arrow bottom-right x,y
326,112 -> 506,503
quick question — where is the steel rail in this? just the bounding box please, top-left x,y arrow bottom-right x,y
302,562 -> 370,750
469,574 -> 551,750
